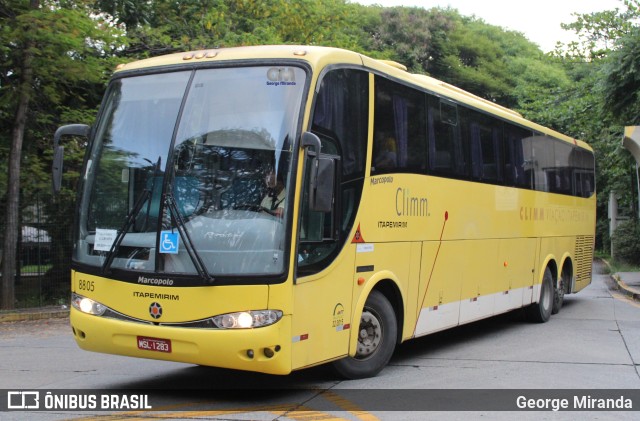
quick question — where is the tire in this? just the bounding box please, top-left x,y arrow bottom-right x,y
332,290 -> 397,379
552,270 -> 567,315
526,267 -> 553,323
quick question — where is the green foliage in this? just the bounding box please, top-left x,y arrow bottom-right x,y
612,219 -> 640,265
519,0 -> 640,250
1,0 -> 123,308
116,0 -> 368,57
440,15 -> 517,105
1,0 -> 121,162
602,26 -> 640,123
560,0 -> 639,59
365,6 -> 454,73
93,0 -> 152,28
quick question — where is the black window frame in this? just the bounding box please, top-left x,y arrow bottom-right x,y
366,73 -> 596,198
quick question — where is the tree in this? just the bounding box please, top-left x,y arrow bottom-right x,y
1,0 -> 38,310
559,0 -> 639,59
602,26 -> 640,123
362,7 -> 554,108
542,0 -> 640,251
0,0 -> 119,309
365,6 -> 455,74
108,0 -> 369,59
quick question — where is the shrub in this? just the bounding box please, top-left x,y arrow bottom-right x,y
611,219 -> 640,265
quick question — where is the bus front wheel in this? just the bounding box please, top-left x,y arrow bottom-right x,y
332,290 -> 397,379
526,267 -> 553,323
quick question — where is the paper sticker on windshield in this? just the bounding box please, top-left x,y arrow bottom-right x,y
94,228 -> 117,252
160,231 -> 179,254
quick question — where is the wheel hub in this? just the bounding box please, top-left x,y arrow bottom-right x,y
356,310 -> 382,359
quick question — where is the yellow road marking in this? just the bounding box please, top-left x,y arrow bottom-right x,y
69,391 -> 380,421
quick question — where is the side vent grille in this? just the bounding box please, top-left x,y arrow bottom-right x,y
575,235 -> 595,286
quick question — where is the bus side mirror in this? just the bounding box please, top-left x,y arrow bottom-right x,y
52,124 -> 90,194
311,157 -> 335,212
302,132 -> 335,213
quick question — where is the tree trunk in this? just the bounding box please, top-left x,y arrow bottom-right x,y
1,0 -> 38,310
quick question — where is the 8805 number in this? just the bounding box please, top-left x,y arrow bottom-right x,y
78,279 -> 95,292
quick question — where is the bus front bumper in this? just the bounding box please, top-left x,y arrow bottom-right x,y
70,308 -> 292,375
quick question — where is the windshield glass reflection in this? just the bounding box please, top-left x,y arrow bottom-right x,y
75,66 -> 306,279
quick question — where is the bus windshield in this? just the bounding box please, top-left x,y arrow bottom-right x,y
75,66 -> 306,280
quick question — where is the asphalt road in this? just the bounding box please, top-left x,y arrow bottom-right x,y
1,261 -> 639,420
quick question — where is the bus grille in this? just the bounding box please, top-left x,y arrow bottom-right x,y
574,235 -> 594,286
101,308 -> 217,329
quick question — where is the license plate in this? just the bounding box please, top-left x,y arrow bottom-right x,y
137,336 -> 172,353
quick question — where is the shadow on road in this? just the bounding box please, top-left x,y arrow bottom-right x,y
108,308 -> 537,391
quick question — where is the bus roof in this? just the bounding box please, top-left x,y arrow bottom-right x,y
113,45 -> 590,151
113,45 -> 364,73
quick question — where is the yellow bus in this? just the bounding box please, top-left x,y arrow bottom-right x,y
53,45 -> 596,379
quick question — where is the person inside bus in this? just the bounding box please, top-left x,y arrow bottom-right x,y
260,167 -> 286,217
374,133 -> 398,172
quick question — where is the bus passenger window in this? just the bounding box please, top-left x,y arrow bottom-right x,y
372,77 -> 426,175
428,96 -> 465,177
464,108 -> 503,183
572,147 -> 595,197
552,140 -> 573,195
504,124 -> 533,189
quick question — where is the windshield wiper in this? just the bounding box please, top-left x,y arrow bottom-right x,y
102,157 -> 161,274
164,193 -> 215,284
101,187 -> 151,274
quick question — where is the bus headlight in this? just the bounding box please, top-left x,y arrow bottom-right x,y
71,293 -> 107,316
212,310 -> 283,329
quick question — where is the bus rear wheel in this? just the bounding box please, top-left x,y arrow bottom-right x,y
552,270 -> 568,315
526,267 -> 553,323
332,290 -> 397,379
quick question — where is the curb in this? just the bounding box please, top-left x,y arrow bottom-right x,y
0,307 -> 69,323
611,274 -> 640,302
597,258 -> 640,302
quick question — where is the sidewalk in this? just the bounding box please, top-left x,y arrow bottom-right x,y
611,272 -> 640,301
0,305 -> 69,323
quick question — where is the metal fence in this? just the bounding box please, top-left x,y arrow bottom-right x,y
12,224 -> 70,308
1,198 -> 73,309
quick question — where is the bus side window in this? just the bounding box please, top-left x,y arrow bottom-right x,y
504,124 -> 533,189
428,96 -> 466,177
531,133 -> 553,192
552,140 -> 573,195
372,77 -> 427,175
464,108 -> 503,183
572,147 -> 595,197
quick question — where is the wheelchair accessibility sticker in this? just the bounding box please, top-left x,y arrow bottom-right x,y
159,231 -> 179,254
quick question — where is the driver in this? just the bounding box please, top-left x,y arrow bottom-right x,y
260,168 -> 286,217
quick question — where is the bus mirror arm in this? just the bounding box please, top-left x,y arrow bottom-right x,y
302,132 -> 335,213
52,124 -> 90,194
52,145 -> 65,194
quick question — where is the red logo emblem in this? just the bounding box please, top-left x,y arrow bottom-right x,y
149,302 -> 162,319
